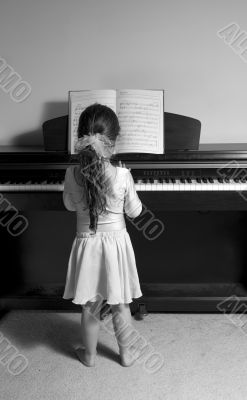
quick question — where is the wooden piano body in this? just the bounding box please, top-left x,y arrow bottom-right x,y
1,144 -> 247,313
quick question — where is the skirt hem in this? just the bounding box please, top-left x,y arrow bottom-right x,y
62,292 -> 143,306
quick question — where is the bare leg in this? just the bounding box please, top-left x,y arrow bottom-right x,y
75,300 -> 101,367
111,303 -> 136,367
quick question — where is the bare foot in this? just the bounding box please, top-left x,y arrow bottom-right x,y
119,350 -> 136,367
74,347 -> 96,367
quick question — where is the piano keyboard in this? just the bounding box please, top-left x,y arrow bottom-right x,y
135,178 -> 247,191
0,181 -> 64,191
0,178 -> 247,191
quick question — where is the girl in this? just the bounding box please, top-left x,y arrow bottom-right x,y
62,103 -> 143,367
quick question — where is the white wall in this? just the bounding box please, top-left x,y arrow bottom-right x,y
0,0 -> 247,145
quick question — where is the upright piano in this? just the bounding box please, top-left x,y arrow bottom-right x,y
1,144 -> 247,313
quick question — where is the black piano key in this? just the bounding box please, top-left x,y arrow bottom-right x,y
234,178 -> 240,183
186,178 -> 192,183
196,178 -> 202,183
208,178 -> 214,183
218,178 -> 224,183
180,178 -> 186,183
202,178 -> 208,183
241,178 -> 246,183
165,178 -> 170,183
224,178 -> 230,183
171,178 -> 176,183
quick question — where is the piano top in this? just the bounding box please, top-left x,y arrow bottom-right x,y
1,144 -> 247,165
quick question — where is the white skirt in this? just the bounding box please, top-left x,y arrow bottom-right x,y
62,228 -> 143,305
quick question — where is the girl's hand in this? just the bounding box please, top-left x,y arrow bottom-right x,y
118,160 -> 131,171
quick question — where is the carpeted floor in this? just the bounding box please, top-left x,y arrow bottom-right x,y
0,310 -> 247,400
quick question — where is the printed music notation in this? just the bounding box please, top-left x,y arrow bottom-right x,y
115,93 -> 163,153
68,89 -> 164,154
72,104 -> 84,145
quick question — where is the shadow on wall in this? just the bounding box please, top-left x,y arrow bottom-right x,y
10,101 -> 68,146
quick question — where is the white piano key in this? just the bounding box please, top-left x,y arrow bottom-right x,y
55,184 -> 64,191
190,180 -> 197,191
138,184 -> 146,191
18,185 -> 27,191
228,180 -> 236,191
235,183 -> 242,191
223,184 -> 231,191
211,183 -> 218,190
179,184 -> 186,191
40,181 -> 48,191
153,179 -> 159,190
173,182 -> 180,191
167,184 -> 174,191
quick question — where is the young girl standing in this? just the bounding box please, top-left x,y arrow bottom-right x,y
62,103 -> 143,367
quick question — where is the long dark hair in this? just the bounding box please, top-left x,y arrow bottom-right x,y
76,103 -> 120,233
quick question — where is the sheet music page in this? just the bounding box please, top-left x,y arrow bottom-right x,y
115,89 -> 164,154
68,90 -> 116,153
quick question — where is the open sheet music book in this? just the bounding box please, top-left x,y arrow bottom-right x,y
68,89 -> 165,154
